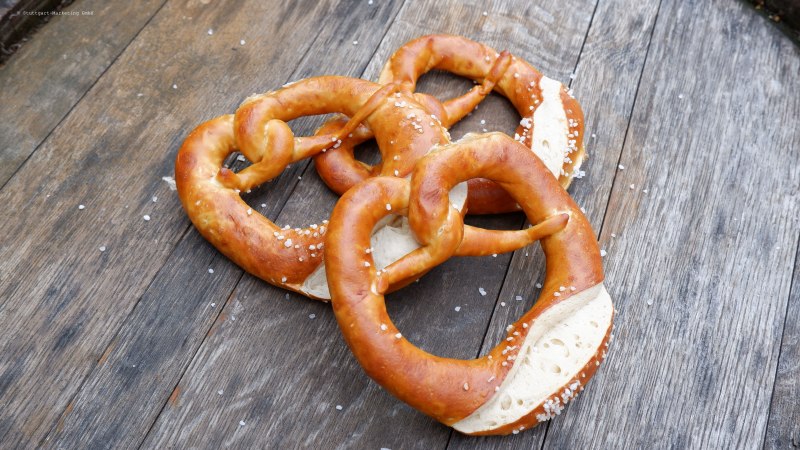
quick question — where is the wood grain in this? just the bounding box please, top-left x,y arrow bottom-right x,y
543,0 -> 800,448
40,0 -> 407,448
0,0 -> 74,62
0,0 -> 166,186
765,239 -> 800,450
0,0 -> 380,446
0,0 -> 797,447
447,0 -> 663,447
141,0 -> 597,448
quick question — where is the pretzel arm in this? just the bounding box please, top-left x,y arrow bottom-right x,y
313,117 -> 375,195
217,119 -> 295,191
439,51 -> 513,127
375,206 -> 463,293
455,213 -> 569,257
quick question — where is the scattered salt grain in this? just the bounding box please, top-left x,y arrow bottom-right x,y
143,215 -> 151,221
454,306 -> 461,312
99,246 -> 106,252
218,389 -> 223,395
162,176 -> 177,190
208,268 -> 214,274
336,405 -> 343,411
478,287 -> 487,296
515,295 -> 523,301
78,204 -> 85,210
309,314 -> 316,319
207,29 -> 214,35
240,39 -> 246,45
618,164 -> 625,170
600,249 -> 607,257
239,420 -> 245,426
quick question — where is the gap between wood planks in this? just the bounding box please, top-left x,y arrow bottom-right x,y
38,1 -> 408,447
763,232 -> 800,448
133,9 -> 408,445
0,0 -> 170,190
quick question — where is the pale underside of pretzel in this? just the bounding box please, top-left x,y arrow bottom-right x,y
176,76 -> 546,301
314,34 -> 586,214
325,133 -> 613,435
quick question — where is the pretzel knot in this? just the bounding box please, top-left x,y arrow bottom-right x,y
326,133 -> 613,435
175,76 -> 542,300
314,34 -> 586,214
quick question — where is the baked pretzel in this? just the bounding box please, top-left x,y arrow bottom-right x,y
314,34 -> 586,214
176,77 -> 542,300
325,133 -> 613,435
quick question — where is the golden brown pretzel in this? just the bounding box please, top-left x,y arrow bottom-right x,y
176,76 -> 543,300
325,133 -> 613,435
314,34 -> 586,214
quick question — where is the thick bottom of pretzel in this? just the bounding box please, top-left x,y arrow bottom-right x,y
452,283 -> 613,434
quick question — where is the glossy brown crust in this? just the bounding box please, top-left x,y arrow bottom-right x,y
175,115 -> 326,295
177,76 -> 547,300
315,34 -> 586,214
311,117 -> 375,195
326,133 -> 608,430
177,77 -> 449,300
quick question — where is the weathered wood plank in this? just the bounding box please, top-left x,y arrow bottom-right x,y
765,240 -> 800,449
0,0 -> 73,62
0,0 -> 166,186
141,0 -> 597,448
40,1 -> 407,448
0,0 -> 374,446
542,0 -> 800,448
447,0 -> 663,447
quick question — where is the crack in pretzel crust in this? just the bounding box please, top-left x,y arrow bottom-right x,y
314,34 -> 586,214
325,133 -> 612,434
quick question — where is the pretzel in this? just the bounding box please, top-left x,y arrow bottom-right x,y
176,76 -> 542,300
313,34 -> 586,214
325,132 -> 613,435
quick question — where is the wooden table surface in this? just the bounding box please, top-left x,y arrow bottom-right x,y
1,0 -> 798,448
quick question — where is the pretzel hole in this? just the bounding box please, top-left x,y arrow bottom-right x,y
416,70 -> 518,139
